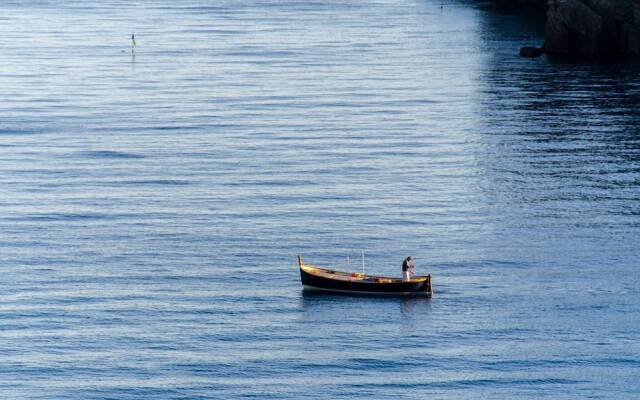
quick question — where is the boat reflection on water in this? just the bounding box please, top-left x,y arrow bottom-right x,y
401,296 -> 431,316
298,290 -> 433,334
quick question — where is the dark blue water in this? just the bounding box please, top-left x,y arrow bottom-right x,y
1,1 -> 639,398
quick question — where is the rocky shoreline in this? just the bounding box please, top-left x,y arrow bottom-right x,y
513,0 -> 640,57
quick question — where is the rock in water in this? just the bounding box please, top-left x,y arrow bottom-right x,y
520,46 -> 544,57
543,0 -> 640,57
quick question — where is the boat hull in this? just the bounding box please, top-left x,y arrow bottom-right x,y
302,285 -> 426,296
299,261 -> 432,297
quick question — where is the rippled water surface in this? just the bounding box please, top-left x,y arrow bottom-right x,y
1,1 -> 639,399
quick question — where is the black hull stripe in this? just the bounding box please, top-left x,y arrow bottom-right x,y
303,285 -> 429,296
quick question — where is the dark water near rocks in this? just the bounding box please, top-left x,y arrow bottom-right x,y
1,1 -> 639,399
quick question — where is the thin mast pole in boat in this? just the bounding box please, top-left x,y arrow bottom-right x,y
361,250 -> 365,275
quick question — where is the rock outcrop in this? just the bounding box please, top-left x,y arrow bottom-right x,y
520,46 -> 545,57
543,0 -> 640,56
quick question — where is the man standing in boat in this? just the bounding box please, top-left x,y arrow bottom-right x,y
402,256 -> 414,281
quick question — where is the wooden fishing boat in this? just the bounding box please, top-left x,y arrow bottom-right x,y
297,256 -> 433,297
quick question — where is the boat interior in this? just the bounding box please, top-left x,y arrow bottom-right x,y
300,263 -> 427,283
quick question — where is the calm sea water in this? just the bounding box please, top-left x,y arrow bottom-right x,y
1,1 -> 639,399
